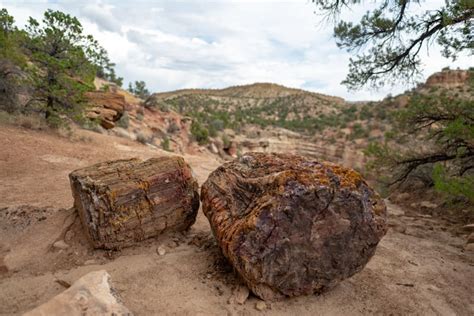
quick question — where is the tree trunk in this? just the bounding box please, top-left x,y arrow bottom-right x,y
69,157 -> 200,249
201,152 -> 388,300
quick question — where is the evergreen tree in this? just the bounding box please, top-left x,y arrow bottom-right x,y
313,0 -> 473,89
95,47 -> 123,87
128,80 -> 150,99
366,84 -> 474,201
314,1 -> 474,202
25,10 -> 109,125
0,9 -> 27,112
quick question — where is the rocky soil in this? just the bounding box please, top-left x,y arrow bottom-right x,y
1,124 -> 473,315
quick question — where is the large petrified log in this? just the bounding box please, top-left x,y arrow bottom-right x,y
70,157 -> 199,249
201,152 -> 387,300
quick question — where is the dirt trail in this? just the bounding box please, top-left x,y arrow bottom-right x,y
0,125 -> 473,315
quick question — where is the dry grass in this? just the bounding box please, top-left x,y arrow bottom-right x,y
0,111 -> 49,130
16,114 -> 48,130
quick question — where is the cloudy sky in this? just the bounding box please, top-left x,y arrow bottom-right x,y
1,0 -> 472,100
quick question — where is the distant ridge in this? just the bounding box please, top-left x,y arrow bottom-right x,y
149,82 -> 345,103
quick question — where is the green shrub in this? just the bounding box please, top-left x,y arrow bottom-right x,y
222,134 -> 231,148
433,164 -> 474,203
359,104 -> 373,120
210,119 -> 225,131
350,123 -> 369,139
167,121 -> 180,134
191,121 -> 209,145
161,136 -> 171,151
116,111 -> 130,129
81,117 -> 103,132
45,112 -> 66,129
159,102 -> 170,112
0,111 -> 12,124
136,132 -> 149,144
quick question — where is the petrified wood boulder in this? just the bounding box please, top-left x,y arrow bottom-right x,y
201,152 -> 387,300
70,157 -> 199,249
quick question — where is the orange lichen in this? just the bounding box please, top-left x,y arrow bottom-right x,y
324,163 -> 363,188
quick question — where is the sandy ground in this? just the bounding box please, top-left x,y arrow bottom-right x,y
0,125 -> 473,316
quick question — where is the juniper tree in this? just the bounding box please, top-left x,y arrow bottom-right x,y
314,1 -> 474,201
128,80 -> 150,99
365,86 -> 474,201
313,0 -> 473,89
0,9 -> 27,112
25,10 -> 108,125
95,47 -> 123,87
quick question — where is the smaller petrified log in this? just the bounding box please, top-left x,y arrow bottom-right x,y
69,157 -> 199,249
201,152 -> 387,300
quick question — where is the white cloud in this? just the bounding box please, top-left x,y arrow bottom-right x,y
81,2 -> 122,33
1,0 -> 472,101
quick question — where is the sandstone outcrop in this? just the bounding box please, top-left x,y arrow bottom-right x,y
86,91 -> 127,129
24,270 -> 132,316
69,157 -> 199,249
201,152 -> 387,300
424,69 -> 470,89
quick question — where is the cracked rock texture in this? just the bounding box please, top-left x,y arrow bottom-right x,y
69,157 -> 199,249
201,152 -> 387,300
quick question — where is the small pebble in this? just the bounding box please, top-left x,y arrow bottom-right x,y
53,240 -> 69,250
232,285 -> 249,305
255,301 -> 267,311
157,246 -> 166,256
84,259 -> 97,265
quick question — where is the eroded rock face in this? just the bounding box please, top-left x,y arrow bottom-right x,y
24,270 -> 132,316
69,157 -> 199,249
201,152 -> 387,300
424,69 -> 470,89
85,91 -> 126,129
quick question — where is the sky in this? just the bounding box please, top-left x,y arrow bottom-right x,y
1,0 -> 472,101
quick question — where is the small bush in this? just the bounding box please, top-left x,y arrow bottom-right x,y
0,111 -> 13,124
116,111 -> 130,129
433,164 -> 474,203
136,132 -> 149,144
210,119 -> 225,131
191,121 -> 209,145
161,136 -> 172,151
20,114 -> 49,130
208,125 -> 218,137
81,118 -> 103,133
158,102 -> 170,112
136,113 -> 144,121
46,112 -> 66,129
0,111 -> 49,130
350,123 -> 369,139
222,134 -> 231,148
167,121 -> 180,134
